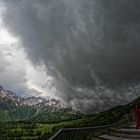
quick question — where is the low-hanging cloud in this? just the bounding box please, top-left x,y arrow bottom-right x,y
1,0 -> 140,113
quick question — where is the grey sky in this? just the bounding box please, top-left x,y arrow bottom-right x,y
0,0 -> 140,113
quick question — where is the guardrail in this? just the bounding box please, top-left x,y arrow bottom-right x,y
48,113 -> 134,140
48,124 -> 120,140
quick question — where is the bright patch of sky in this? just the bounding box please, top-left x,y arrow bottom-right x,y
0,4 -> 56,98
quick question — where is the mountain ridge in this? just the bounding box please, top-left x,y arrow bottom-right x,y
0,86 -> 80,122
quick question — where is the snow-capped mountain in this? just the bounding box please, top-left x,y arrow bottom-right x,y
0,85 -> 65,110
0,86 -> 80,122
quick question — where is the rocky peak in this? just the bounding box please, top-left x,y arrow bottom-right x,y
0,85 -> 66,111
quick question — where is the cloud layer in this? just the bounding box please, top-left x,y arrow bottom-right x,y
1,0 -> 140,113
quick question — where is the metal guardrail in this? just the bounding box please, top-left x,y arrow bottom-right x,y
48,129 -> 63,140
48,113 -> 134,140
48,124 -> 118,140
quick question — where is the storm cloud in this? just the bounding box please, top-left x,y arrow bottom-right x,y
1,0 -> 140,113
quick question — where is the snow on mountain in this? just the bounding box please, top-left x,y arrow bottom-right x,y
0,85 -> 66,110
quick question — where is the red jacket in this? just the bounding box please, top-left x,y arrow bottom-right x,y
133,108 -> 140,129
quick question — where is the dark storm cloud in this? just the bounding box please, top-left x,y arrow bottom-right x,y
2,0 -> 140,113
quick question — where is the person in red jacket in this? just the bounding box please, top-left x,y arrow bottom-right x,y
133,105 -> 140,129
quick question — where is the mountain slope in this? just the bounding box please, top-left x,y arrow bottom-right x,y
0,95 -> 139,140
0,86 -> 80,122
